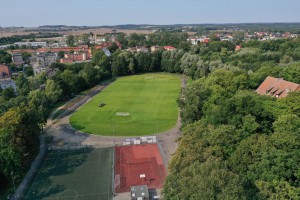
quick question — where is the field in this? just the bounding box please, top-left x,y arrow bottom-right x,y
70,73 -> 181,136
114,144 -> 167,193
24,148 -> 113,200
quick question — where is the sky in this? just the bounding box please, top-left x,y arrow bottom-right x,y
1,0 -> 299,27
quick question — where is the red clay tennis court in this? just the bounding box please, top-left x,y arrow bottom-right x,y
114,144 -> 167,193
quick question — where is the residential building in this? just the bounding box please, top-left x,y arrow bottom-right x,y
102,48 -> 111,56
33,66 -> 47,75
127,46 -> 150,53
60,52 -> 88,63
256,76 -> 300,98
12,53 -> 24,65
164,46 -> 176,51
0,65 -> 11,79
188,37 -> 210,45
127,47 -> 137,53
136,46 -> 149,53
60,58 -> 74,63
150,46 -> 161,52
0,78 -> 16,91
31,53 -> 57,75
14,42 -> 47,48
36,53 -> 57,67
235,45 -> 242,51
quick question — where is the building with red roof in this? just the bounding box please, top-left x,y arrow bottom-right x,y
256,76 -> 300,98
0,65 -> 11,79
163,46 -> 176,51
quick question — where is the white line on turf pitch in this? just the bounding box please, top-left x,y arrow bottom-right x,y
44,192 -> 110,200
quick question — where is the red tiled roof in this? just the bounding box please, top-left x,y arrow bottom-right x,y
163,46 -> 176,51
11,49 -> 36,53
0,65 -> 10,79
256,76 -> 300,98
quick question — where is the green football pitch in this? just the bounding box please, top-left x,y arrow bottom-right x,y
70,73 -> 181,136
24,148 -> 113,200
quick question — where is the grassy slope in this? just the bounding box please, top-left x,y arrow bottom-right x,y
70,73 -> 181,136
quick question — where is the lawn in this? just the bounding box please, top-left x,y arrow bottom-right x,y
24,148 -> 113,200
70,73 -> 181,136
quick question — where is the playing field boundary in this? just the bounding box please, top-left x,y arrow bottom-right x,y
23,147 -> 114,200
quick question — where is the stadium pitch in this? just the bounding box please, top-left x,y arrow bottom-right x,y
70,73 -> 181,136
24,148 -> 113,200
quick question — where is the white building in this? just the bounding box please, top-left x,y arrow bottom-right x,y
14,42 -> 47,47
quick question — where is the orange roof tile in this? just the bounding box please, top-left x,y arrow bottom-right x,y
256,76 -> 300,98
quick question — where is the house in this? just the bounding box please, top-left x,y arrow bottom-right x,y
11,49 -> 36,54
151,46 -> 161,52
12,53 -> 24,65
127,47 -> 137,53
136,46 -> 149,53
163,46 -> 176,51
60,58 -> 75,63
31,53 -> 57,75
0,79 -> 16,92
14,42 -> 47,48
131,185 -> 149,200
256,76 -> 300,98
102,48 -> 111,56
235,45 -> 242,51
36,53 -> 57,67
188,37 -> 210,45
0,65 -> 11,79
33,66 -> 47,75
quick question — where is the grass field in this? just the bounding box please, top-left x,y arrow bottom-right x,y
24,148 -> 113,200
70,73 -> 181,136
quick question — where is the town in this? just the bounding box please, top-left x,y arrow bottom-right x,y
1,1 -> 300,199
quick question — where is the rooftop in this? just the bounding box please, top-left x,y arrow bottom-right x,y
256,76 -> 300,98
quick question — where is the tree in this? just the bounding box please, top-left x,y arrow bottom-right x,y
1,87 -> 16,101
66,35 -> 75,47
16,73 -> 30,96
82,64 -> 99,87
45,79 -> 62,104
209,34 -> 221,41
0,50 -> 12,63
108,42 -> 119,53
59,70 -> 79,95
22,52 -> 31,64
164,157 -> 246,200
57,51 -> 65,59
81,34 -> 90,45
24,66 -> 34,77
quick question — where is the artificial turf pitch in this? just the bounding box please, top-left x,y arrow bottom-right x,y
70,73 -> 181,136
24,148 -> 113,200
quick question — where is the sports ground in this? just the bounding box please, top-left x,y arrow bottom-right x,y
24,148 -> 113,200
114,144 -> 167,193
70,73 -> 181,136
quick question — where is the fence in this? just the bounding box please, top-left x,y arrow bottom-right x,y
11,134 -> 47,200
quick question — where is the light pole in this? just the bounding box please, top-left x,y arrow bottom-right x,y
11,172 -> 16,192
